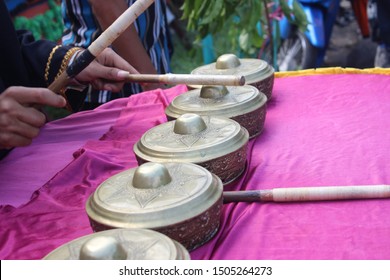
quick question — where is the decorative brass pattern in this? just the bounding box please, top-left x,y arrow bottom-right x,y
185,91 -> 240,106
192,59 -> 266,79
97,164 -> 208,210
252,74 -> 274,101
165,85 -> 267,139
87,162 -> 223,238
143,116 -> 236,149
199,144 -> 247,184
166,85 -> 260,116
232,105 -> 267,138
66,231 -> 159,259
44,229 -> 190,260
156,197 -> 222,251
190,55 -> 275,96
136,145 -> 247,185
89,197 -> 223,251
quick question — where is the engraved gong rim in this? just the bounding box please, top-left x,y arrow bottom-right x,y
133,114 -> 249,164
86,162 -> 223,230
165,85 -> 267,120
190,53 -> 274,85
43,228 -> 190,260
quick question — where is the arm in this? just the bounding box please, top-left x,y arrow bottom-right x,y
0,48 -> 138,150
88,0 -> 163,91
88,0 -> 158,75
18,30 -> 73,88
0,0 -> 138,151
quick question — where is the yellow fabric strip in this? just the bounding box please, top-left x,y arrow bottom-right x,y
275,67 -> 390,78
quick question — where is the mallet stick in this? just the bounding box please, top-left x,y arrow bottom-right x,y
123,73 -> 246,86
223,185 -> 390,203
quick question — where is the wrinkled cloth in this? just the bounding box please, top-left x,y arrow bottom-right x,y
0,74 -> 390,260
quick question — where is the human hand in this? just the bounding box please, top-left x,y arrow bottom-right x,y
73,48 -> 139,92
0,86 -> 66,149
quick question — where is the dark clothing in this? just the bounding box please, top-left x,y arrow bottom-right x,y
0,0 -> 72,92
377,0 -> 390,46
0,0 -> 78,159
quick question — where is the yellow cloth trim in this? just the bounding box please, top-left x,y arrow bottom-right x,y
275,67 -> 390,78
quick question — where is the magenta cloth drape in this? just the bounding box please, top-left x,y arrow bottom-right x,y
1,74 -> 390,260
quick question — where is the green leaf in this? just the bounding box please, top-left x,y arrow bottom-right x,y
252,31 -> 264,48
279,0 -> 294,22
292,0 -> 308,31
239,29 -> 249,51
199,0 -> 224,25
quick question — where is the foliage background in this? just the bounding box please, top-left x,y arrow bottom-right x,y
181,0 -> 308,58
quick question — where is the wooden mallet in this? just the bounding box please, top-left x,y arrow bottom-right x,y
223,184 -> 390,203
122,73 -> 246,86
48,0 -> 155,96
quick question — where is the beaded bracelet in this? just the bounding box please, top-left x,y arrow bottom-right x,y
54,47 -> 84,81
44,45 -> 62,84
58,47 -> 85,112
46,47 -> 84,112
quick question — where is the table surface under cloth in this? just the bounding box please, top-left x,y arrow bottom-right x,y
1,67 -> 390,260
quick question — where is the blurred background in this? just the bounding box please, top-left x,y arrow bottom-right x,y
4,0 -> 378,118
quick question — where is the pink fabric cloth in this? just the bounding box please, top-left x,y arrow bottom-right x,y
1,75 -> 390,260
0,99 -> 126,207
